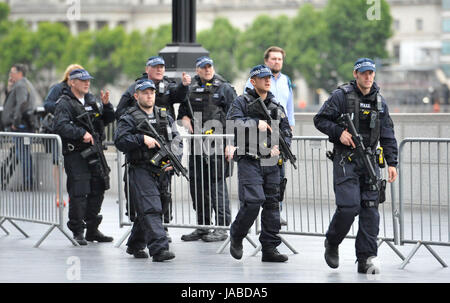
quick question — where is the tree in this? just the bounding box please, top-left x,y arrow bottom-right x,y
91,26 -> 127,90
235,14 -> 294,77
198,17 -> 240,82
322,0 -> 392,90
286,4 -> 329,91
0,20 -> 34,83
31,22 -> 71,96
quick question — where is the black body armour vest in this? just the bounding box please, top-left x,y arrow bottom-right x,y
243,93 -> 283,157
62,95 -> 104,154
189,76 -> 227,126
127,105 -> 171,163
338,83 -> 382,149
154,78 -> 171,110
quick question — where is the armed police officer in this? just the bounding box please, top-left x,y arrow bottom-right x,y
115,56 -> 190,240
314,58 -> 398,274
53,69 -> 115,245
226,65 -> 292,262
114,79 -> 179,262
177,56 -> 237,242
245,46 -> 295,227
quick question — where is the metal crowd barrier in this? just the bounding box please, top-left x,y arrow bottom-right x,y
0,132 -> 78,247
249,136 -> 405,260
112,133 -> 450,268
396,138 -> 450,269
114,134 -> 258,251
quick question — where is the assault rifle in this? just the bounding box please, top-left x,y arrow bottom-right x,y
136,120 -> 189,181
338,113 -> 384,192
76,111 -> 111,190
247,97 -> 297,169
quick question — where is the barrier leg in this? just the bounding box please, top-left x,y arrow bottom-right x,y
378,239 -> 405,260
57,226 -> 81,247
424,244 -> 448,268
216,236 -> 230,254
6,219 -> 29,238
0,217 -> 10,235
399,242 -> 422,269
245,235 -> 258,248
279,235 -> 298,254
34,225 -> 56,248
251,244 -> 262,257
114,226 -> 132,248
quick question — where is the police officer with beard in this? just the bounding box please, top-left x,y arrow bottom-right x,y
226,65 -> 291,262
114,79 -> 178,261
314,58 -> 398,274
115,56 -> 191,240
53,69 -> 114,245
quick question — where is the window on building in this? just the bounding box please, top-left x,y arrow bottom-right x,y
444,0 -> 450,10
394,44 -> 400,62
394,19 -> 400,31
416,19 -> 423,31
97,21 -> 108,30
443,41 -> 450,55
443,19 -> 450,32
77,21 -> 89,32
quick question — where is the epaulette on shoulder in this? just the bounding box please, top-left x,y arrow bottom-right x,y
337,83 -> 354,94
55,94 -> 70,105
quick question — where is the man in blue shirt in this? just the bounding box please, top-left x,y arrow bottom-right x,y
244,46 -> 295,129
244,46 -> 295,226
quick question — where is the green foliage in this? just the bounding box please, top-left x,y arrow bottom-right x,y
0,20 -> 34,82
0,1 -> 393,95
322,0 -> 392,89
235,14 -> 294,77
33,22 -> 70,71
198,17 -> 240,82
286,4 -> 329,90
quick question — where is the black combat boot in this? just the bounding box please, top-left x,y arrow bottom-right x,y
202,229 -> 228,242
152,250 -> 175,262
126,247 -> 149,259
261,248 -> 288,262
181,228 -> 210,241
85,215 -> 113,242
230,237 -> 243,260
73,232 -> 88,246
357,257 -> 380,274
324,239 -> 339,269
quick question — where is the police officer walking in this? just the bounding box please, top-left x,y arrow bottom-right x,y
313,58 -> 398,273
115,56 -> 191,241
53,69 -> 115,245
177,56 -> 237,242
244,46 -> 295,226
114,79 -> 177,262
226,65 -> 292,262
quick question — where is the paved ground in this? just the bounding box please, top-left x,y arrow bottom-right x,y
0,195 -> 449,284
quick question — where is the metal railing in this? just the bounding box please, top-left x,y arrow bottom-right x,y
0,132 -> 78,247
396,138 -> 450,268
114,134 -> 259,251
250,137 -> 404,260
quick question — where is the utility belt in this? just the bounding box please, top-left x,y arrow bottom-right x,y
63,142 -> 90,155
327,146 -> 385,168
239,152 -> 273,161
128,160 -> 165,177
